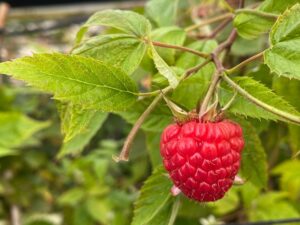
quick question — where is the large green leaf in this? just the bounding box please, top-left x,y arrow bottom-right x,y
146,0 -> 179,27
264,4 -> 300,79
259,0 -> 300,14
234,118 -> 268,189
234,10 -> 276,39
146,132 -> 163,168
0,112 -> 49,154
0,53 -> 138,112
73,34 -> 147,75
131,166 -> 173,225
76,10 -> 152,44
150,44 -> 179,88
272,160 -> 300,200
118,99 -> 172,132
220,76 -> 300,122
152,26 -> 186,65
58,108 -> 108,157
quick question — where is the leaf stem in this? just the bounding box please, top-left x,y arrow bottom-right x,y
223,74 -> 300,125
167,198 -> 181,225
235,9 -> 278,20
151,40 -> 210,59
226,51 -> 264,74
115,87 -> 172,162
185,12 -> 234,33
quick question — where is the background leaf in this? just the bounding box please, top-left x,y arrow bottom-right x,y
0,53 -> 138,112
73,34 -> 147,74
259,0 -> 300,14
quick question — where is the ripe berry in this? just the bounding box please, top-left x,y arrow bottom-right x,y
160,120 -> 244,202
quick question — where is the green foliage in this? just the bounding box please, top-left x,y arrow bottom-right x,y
73,34 -> 147,74
234,10 -> 276,39
0,53 -> 138,112
265,4 -> 300,79
259,0 -> 300,14
145,0 -> 179,27
131,166 -> 173,225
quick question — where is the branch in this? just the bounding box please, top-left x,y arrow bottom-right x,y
185,12 -> 233,33
196,18 -> 232,39
151,40 -> 209,59
226,51 -> 264,74
223,74 -> 300,125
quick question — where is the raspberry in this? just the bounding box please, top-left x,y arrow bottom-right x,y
160,120 -> 244,202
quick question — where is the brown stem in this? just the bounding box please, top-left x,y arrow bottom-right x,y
183,58 -> 212,79
114,87 -> 171,162
195,18 -> 232,40
151,40 -> 209,58
185,12 -> 233,33
226,51 -> 264,74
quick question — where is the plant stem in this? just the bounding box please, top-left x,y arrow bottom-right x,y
151,40 -> 209,58
185,12 -> 233,33
235,9 -> 278,20
114,87 -> 172,162
138,87 -> 170,97
182,58 -> 212,79
223,74 -> 300,125
167,198 -> 181,225
226,51 -> 264,74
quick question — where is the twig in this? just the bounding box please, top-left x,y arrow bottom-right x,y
223,74 -> 300,125
195,18 -> 232,39
183,58 -> 212,79
114,87 -> 172,162
151,41 -> 209,59
10,205 -> 21,225
226,51 -> 264,74
185,12 -> 233,33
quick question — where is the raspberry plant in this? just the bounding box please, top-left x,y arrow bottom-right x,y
1,0 -> 300,224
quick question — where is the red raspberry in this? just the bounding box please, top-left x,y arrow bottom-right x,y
160,120 -> 244,202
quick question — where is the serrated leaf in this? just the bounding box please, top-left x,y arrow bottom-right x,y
234,10 -> 276,39
272,160 -> 300,200
59,110 -> 108,158
118,99 -> 172,132
0,53 -> 138,112
146,0 -> 179,27
131,166 -> 173,225
152,26 -> 186,65
233,117 -> 268,188
150,44 -> 179,88
264,4 -> 300,79
220,76 -> 300,122
76,10 -> 152,44
0,112 -> 49,150
259,0 -> 300,14
73,34 -> 147,74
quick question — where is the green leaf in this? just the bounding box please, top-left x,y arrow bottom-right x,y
118,99 -> 172,132
86,198 -> 112,224
150,44 -> 179,88
234,117 -> 268,188
234,10 -> 276,39
0,53 -> 138,112
272,160 -> 300,200
73,34 -> 147,74
259,0 -> 300,14
76,9 -> 152,44
146,0 -> 179,27
0,147 -> 17,157
146,132 -> 163,167
264,4 -> 300,79
58,188 -> 85,206
152,26 -> 186,65
220,76 -> 300,122
59,109 -> 108,157
0,112 -> 49,150
248,192 -> 300,221
131,166 -> 173,225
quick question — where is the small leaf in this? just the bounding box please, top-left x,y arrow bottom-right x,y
76,9 -> 152,44
234,117 -> 268,188
264,4 -> 300,79
73,34 -> 147,74
259,0 -> 300,14
146,0 -> 179,27
152,26 -> 186,65
234,10 -> 276,39
220,76 -> 300,122
58,108 -> 108,157
131,166 -> 173,225
0,53 -> 138,112
150,43 -> 179,88
0,112 -> 49,150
